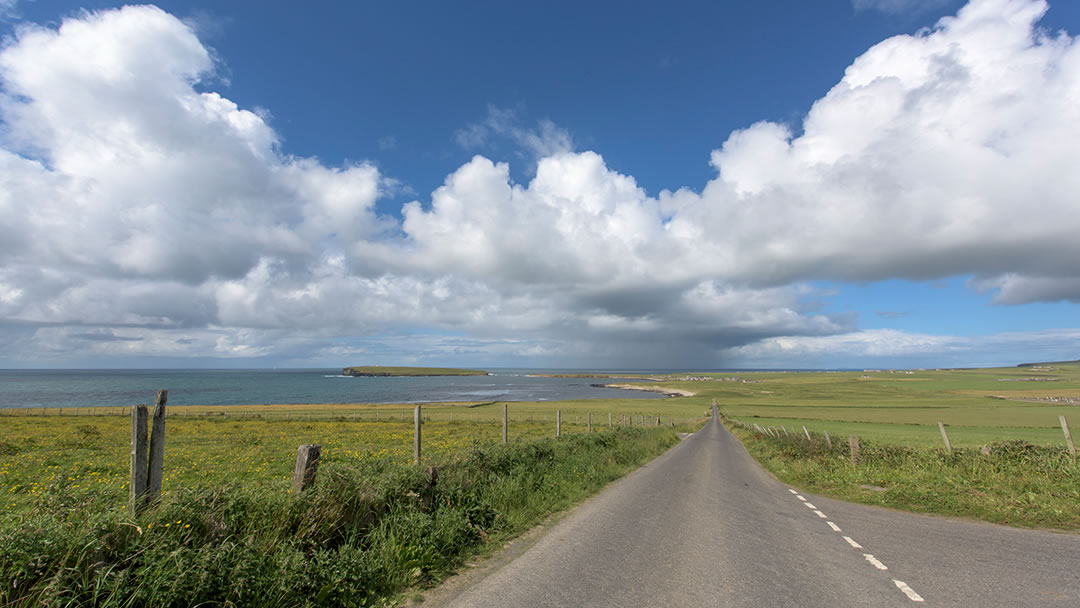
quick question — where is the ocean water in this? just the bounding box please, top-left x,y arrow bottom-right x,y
0,369 -> 668,408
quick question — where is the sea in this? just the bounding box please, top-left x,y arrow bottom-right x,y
0,368 -> 672,409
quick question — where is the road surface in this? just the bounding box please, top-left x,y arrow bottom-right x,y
432,414 -> 1079,607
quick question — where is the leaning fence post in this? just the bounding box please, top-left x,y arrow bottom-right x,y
502,403 -> 508,444
1061,415 -> 1076,464
414,405 -> 422,464
291,444 -> 321,492
849,435 -> 859,466
803,426 -> 812,441
129,404 -> 149,515
556,410 -> 562,437
824,430 -> 832,449
146,390 -> 168,504
938,421 -> 953,453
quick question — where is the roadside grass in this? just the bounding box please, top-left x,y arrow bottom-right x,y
0,420 -> 702,607
726,420 -> 1080,530
727,417 -> 1069,448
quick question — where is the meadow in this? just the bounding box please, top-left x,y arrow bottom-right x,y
0,397 -> 705,607
667,365 -> 1080,447
0,403 -> 698,516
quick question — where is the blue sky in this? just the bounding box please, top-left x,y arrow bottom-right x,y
1,0 -> 1078,369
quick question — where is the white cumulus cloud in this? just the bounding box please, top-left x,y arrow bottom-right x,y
0,0 -> 1078,367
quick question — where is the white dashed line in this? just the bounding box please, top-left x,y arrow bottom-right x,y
843,536 -> 863,549
786,490 -> 925,603
863,554 -> 888,570
893,579 -> 925,602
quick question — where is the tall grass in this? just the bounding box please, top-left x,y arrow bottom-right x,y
0,427 -> 688,607
727,419 -> 1080,529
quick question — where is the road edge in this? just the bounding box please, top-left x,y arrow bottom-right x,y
408,422 -> 709,607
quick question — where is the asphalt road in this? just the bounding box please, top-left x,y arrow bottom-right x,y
433,414 -> 1080,607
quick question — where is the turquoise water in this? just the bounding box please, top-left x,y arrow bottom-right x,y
0,369 -> 668,408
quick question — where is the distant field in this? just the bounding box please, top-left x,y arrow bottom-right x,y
341,366 -> 487,376
657,365 -> 1080,448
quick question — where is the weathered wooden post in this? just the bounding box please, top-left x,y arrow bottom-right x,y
849,435 -> 860,466
291,444 -> 321,492
609,412 -> 612,428
803,426 -> 812,441
824,430 -> 832,449
414,405 -> 422,464
129,404 -> 149,515
938,421 -> 953,454
1061,415 -> 1076,464
588,412 -> 592,433
146,390 -> 167,504
781,425 -> 789,437
556,410 -> 562,438
502,403 -> 508,444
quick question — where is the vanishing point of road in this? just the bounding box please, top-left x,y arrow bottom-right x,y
431,412 -> 1079,607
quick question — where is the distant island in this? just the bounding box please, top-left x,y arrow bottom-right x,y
1016,359 -> 1079,368
342,366 -> 488,377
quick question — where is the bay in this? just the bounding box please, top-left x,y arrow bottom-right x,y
0,368 -> 668,408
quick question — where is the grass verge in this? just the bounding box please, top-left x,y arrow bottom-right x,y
726,419 -> 1080,530
0,424 -> 696,607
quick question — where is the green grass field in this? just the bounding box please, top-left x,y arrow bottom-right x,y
664,365 -> 1080,447
0,401 -> 704,607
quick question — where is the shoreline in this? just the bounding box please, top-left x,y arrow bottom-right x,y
595,383 -> 697,397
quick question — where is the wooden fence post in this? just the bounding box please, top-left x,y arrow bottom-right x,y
803,426 -> 811,441
1061,415 -> 1076,464
414,405 -> 422,464
129,404 -> 149,515
824,430 -> 832,449
938,421 -> 953,453
146,390 -> 168,504
556,410 -> 562,438
502,403 -> 508,444
609,412 -> 612,428
781,426 -> 789,437
588,412 -> 592,433
849,435 -> 859,466
291,444 -> 321,492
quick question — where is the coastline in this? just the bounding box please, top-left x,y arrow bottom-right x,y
595,383 -> 697,397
